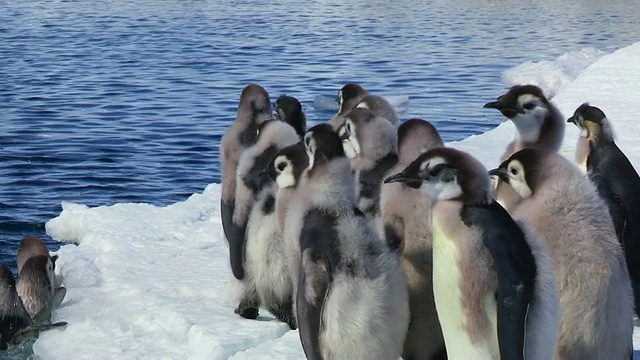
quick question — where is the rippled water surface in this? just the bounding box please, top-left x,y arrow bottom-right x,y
2,0 -> 640,271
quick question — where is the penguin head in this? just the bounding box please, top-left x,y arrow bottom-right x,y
304,124 -> 345,169
384,147 -> 492,204
238,83 -> 273,123
274,95 -> 306,139
265,142 -> 309,189
337,107 -> 397,160
337,83 -> 369,115
489,148 -> 551,199
256,120 -> 299,147
484,84 -> 551,142
567,103 -> 613,142
397,118 -> 444,164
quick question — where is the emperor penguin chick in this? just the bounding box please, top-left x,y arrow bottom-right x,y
230,120 -> 300,324
17,236 -> 56,275
274,94 -> 307,138
484,84 -> 565,211
328,83 -> 370,129
337,107 -> 398,221
220,83 -> 273,270
354,94 -> 399,125
483,84 -> 565,161
490,148 -> 633,360
385,147 -> 559,360
17,255 -> 55,318
265,142 -> 310,234
379,119 -> 446,360
568,103 -> 640,318
287,123 -> 409,360
1,265 -> 66,350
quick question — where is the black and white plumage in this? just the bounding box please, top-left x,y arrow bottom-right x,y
385,147 -> 559,360
285,123 -> 409,359
490,148 -> 633,359
484,84 -> 565,211
379,118 -> 446,360
337,107 -> 398,221
220,83 -> 274,280
568,102 -> 640,318
230,120 -> 300,325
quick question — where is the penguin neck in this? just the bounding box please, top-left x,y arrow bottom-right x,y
308,158 -> 358,211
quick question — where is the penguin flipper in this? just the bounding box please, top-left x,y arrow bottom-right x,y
33,287 -> 67,324
463,202 -> 536,360
230,145 -> 279,280
297,248 -> 331,360
220,198 -> 234,243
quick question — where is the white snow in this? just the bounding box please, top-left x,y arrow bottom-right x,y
34,41 -> 640,359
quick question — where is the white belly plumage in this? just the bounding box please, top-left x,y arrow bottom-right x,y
431,222 -> 500,360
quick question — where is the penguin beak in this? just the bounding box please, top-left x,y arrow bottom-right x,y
383,172 -> 422,189
484,100 -> 519,118
483,100 -> 501,109
488,168 -> 509,182
339,132 -> 350,141
566,115 -> 577,125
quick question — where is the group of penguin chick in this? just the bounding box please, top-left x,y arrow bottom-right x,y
220,82 -> 640,360
0,237 -> 67,350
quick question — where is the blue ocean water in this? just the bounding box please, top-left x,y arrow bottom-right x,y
1,0 -> 640,273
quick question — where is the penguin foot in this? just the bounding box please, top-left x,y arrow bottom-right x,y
234,305 -> 259,320
269,299 -> 297,330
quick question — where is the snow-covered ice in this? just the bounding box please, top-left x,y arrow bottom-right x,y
31,41 -> 640,359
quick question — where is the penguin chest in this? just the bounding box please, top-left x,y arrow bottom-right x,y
431,221 -> 499,360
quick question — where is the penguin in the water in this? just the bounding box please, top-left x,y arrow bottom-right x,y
0,265 -> 66,350
483,84 -> 565,211
385,147 -> 559,360
490,148 -> 633,359
337,107 -> 398,221
274,94 -> 306,138
330,83 -> 369,127
379,118 -> 446,360
231,120 -> 300,324
287,123 -> 409,359
220,83 -> 273,279
567,102 -> 640,318
354,95 -> 399,126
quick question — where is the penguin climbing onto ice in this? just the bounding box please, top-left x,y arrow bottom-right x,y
379,118 -> 447,360
220,83 -> 274,274
337,107 -> 398,221
385,147 -> 559,360
490,148 -> 633,359
0,265 -> 67,351
286,123 -> 409,359
274,94 -> 307,138
567,102 -> 640,318
483,84 -> 565,211
230,120 -> 300,325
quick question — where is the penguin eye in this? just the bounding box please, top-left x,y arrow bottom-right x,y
277,162 -> 286,171
510,167 -> 518,175
523,103 -> 535,110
